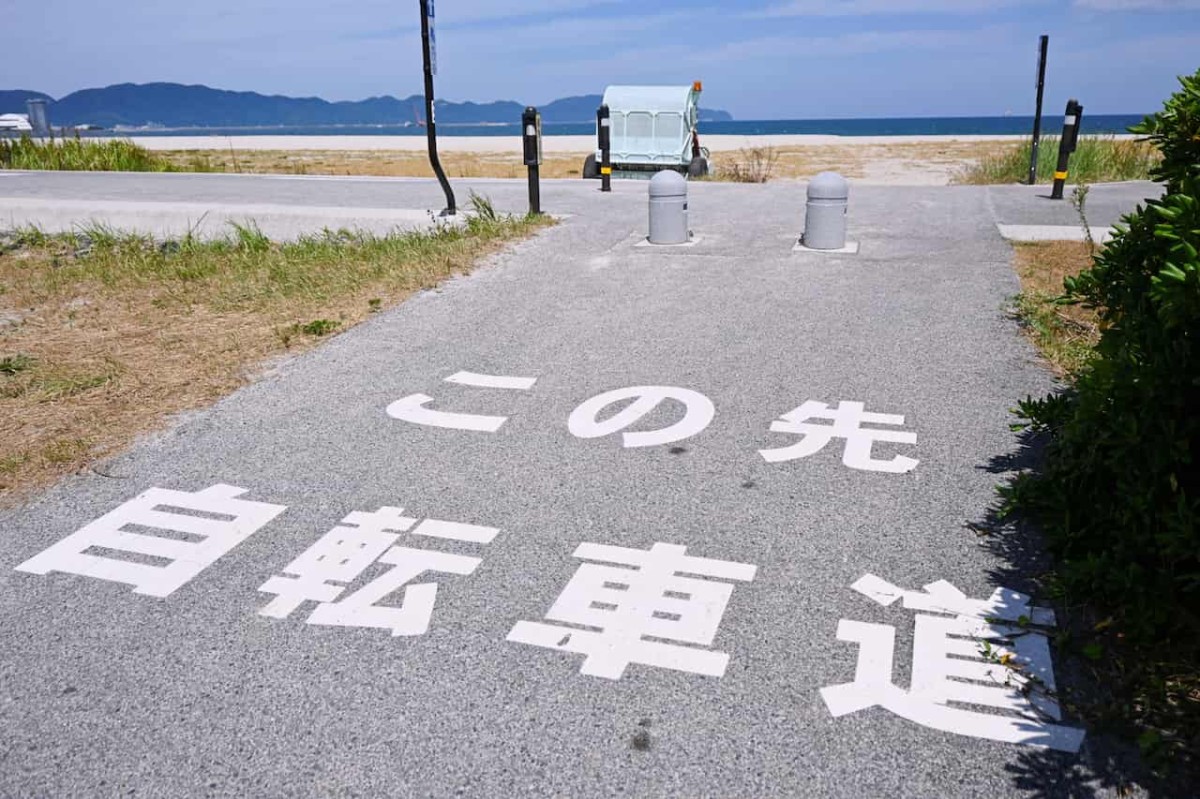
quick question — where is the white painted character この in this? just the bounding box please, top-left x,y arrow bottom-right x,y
568,386 -> 715,448
387,370 -> 538,432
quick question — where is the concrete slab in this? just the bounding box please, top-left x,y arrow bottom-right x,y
793,239 -> 861,254
997,224 -> 1115,242
0,197 -> 450,241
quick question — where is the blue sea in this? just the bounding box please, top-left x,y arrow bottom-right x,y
105,114 -> 1147,138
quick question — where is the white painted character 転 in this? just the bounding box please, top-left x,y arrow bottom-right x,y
508,542 -> 755,679
259,505 -> 498,636
820,573 -> 1085,752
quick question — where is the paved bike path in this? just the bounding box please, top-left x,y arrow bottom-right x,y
1,174 -> 1135,796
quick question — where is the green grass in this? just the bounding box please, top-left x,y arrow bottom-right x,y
956,135 -> 1159,185
20,212 -> 536,311
0,135 -> 210,172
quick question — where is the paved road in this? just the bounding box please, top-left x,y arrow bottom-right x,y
0,173 -> 1159,796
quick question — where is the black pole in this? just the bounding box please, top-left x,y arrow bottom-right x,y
1050,99 -> 1083,200
1028,34 -> 1049,185
597,104 -> 611,192
419,0 -> 455,216
522,106 -> 542,215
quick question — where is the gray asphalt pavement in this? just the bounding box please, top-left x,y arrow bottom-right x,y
0,172 -> 1157,797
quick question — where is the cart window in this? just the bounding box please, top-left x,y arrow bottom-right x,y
625,111 -> 654,157
655,112 -> 683,148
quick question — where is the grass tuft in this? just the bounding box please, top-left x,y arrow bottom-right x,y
956,135 -> 1159,185
709,146 -> 779,183
0,135 -> 177,172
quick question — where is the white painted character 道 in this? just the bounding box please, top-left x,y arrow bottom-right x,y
759,400 -> 918,473
820,574 -> 1085,752
15,484 -> 286,597
259,505 -> 498,636
568,386 -> 715,448
507,542 -> 756,679
387,370 -> 538,432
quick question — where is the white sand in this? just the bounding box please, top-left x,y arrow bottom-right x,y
112,133 -> 1082,153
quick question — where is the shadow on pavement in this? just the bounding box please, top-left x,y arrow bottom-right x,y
970,427 -> 1170,798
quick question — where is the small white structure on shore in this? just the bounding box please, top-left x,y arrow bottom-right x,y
0,113 -> 33,132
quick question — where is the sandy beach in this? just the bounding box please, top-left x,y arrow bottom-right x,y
106,133 -> 1132,185
118,133 -> 1047,153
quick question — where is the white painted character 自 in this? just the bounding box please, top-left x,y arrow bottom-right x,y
15,484 -> 286,597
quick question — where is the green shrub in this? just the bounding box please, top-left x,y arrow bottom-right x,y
1007,70 -> 1200,643
0,135 -> 173,172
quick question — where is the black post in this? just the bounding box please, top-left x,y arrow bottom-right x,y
419,0 -> 455,216
597,104 -> 611,192
522,106 -> 542,215
1027,34 -> 1049,185
1050,99 -> 1083,200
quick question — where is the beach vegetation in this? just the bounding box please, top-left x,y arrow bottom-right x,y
709,146 -> 780,183
956,134 -> 1159,185
1000,70 -> 1200,776
0,134 -> 190,172
0,203 -> 551,499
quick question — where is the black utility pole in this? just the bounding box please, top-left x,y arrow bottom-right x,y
597,104 -> 612,192
419,0 -> 455,216
522,106 -> 542,215
1050,99 -> 1084,200
1027,35 -> 1049,185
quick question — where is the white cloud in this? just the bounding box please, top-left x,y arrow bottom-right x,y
754,0 -> 1034,16
1073,0 -> 1200,9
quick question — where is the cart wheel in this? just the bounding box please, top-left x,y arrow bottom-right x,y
582,153 -> 599,179
687,156 -> 709,178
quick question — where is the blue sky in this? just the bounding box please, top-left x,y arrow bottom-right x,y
3,0 -> 1198,118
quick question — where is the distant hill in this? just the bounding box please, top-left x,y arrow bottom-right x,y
0,90 -> 53,112
0,83 -> 732,128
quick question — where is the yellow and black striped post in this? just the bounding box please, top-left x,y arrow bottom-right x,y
1050,99 -> 1083,200
597,104 -> 612,192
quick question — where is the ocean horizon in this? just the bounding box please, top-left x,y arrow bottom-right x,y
99,114 -> 1146,138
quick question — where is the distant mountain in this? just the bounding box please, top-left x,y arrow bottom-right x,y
0,90 -> 53,112
0,83 -> 732,128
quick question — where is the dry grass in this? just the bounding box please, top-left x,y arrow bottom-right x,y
155,140 -> 1015,183
157,148 -> 594,179
1011,240 -> 1101,375
0,208 -> 549,501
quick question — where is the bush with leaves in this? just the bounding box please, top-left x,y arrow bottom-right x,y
1007,70 -> 1200,644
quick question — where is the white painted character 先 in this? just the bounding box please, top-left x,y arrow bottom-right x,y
568,386 -> 716,448
759,400 -> 918,473
819,573 -> 1085,752
259,505 -> 498,636
15,484 -> 286,597
508,542 -> 756,678
387,370 -> 538,432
